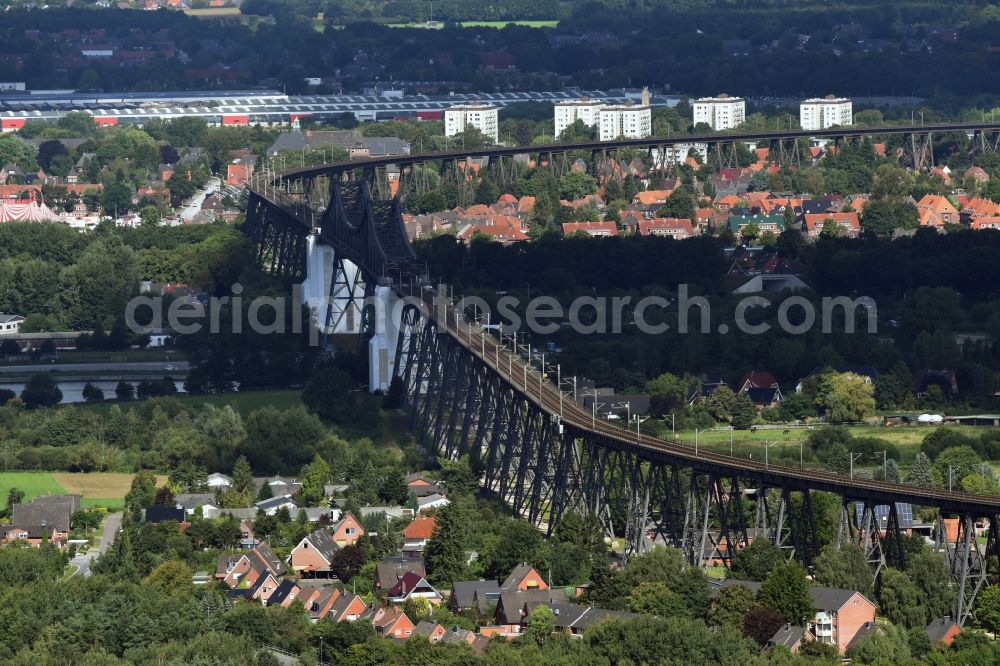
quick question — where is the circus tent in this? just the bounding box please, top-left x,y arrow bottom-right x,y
0,195 -> 59,223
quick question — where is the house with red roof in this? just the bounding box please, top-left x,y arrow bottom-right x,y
402,515 -> 437,556
637,217 -> 694,239
457,215 -> 530,244
371,606 -> 416,639
387,571 -> 443,605
634,190 -> 671,206
562,221 -> 618,237
802,212 -> 861,238
916,194 -> 958,227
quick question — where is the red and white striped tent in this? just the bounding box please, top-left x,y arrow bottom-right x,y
0,195 -> 59,223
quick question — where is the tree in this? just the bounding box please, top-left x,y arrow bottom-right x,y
906,549 -> 953,622
872,164 -> 915,200
401,597 -> 431,622
82,382 -> 104,403
115,381 -> 135,401
740,222 -> 761,245
559,172 -> 597,200
526,605 -> 555,645
877,567 -> 925,629
907,452 -> 936,487
812,543 -> 873,598
5,487 -> 24,517
424,499 -> 472,585
658,186 -> 696,221
144,559 -> 193,597
743,605 -> 787,646
816,372 -> 876,422
730,394 -> 757,430
473,178 -> 500,205
707,386 -> 739,422
586,561 -> 629,611
20,373 -> 62,408
757,562 -> 814,625
621,546 -> 684,590
297,454 -> 330,505
379,468 -> 408,505
731,538 -> 784,582
645,372 -> 686,414
710,583 -> 755,628
139,205 -> 160,227
977,585 -> 1000,639
329,544 -> 366,582
848,625 -> 911,664
232,455 -> 254,495
627,581 -> 690,617
124,469 -> 158,523
485,519 -> 545,581
675,566 -> 711,618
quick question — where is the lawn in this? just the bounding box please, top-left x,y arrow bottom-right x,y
80,389 -> 303,418
0,472 -> 166,508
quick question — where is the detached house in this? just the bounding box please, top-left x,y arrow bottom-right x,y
222,542 -> 287,588
809,587 -> 877,654
916,194 -> 958,228
289,528 -> 340,577
402,515 -> 436,555
328,592 -> 368,622
330,511 -> 364,546
371,606 -> 415,639
375,556 -> 426,591
387,571 -> 443,605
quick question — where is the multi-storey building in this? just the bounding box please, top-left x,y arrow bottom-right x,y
554,97 -> 605,138
444,103 -> 499,143
800,95 -> 853,131
693,94 -> 746,130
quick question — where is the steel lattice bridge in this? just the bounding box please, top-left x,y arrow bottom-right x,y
245,123 -> 1000,624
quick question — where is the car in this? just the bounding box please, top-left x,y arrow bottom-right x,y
164,364 -> 175,371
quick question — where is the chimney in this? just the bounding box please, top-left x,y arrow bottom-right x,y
641,86 -> 650,107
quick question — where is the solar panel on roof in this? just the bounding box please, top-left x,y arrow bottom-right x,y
855,503 -> 913,529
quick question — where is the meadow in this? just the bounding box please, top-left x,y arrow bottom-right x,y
0,472 -> 167,511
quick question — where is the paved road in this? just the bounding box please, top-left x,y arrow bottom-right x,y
0,362 -> 189,374
180,177 -> 221,221
99,512 -> 122,554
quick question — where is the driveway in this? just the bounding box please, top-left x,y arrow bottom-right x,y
99,512 -> 122,554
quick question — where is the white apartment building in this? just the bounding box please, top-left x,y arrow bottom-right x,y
444,103 -> 499,143
651,142 -> 709,165
800,95 -> 853,131
554,97 -> 605,138
693,94 -> 746,130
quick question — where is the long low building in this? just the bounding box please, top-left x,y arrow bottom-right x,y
0,89 -> 681,131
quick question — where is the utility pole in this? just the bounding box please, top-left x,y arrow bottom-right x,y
849,452 -> 863,480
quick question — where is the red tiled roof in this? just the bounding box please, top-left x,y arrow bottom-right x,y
403,516 -> 436,540
561,221 -> 618,237
637,217 -> 694,237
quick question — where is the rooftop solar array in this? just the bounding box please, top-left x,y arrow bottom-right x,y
855,502 -> 914,529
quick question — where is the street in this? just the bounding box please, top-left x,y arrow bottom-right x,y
69,512 -> 121,578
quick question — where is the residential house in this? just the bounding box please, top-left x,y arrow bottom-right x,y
637,217 -> 695,239
925,616 -> 961,647
266,579 -> 304,608
493,588 -> 562,634
413,620 -> 447,643
8,495 -> 80,545
916,194 -> 958,228
963,166 -> 989,186
306,587 -> 341,621
441,626 -> 478,646
174,493 -> 218,515
501,563 -> 549,591
767,623 -> 809,654
736,371 -> 779,394
456,214 -> 529,244
729,214 -> 785,240
246,572 -> 282,604
328,592 -> 368,622
2,525 -> 65,548
402,515 -> 437,556
288,528 -> 340,577
809,587 -> 877,654
225,154 -> 257,187
0,314 -> 25,335
417,494 -> 450,513
330,511 -> 364,546
254,476 -> 301,498
404,473 -> 438,489
526,601 -> 640,636
375,556 -> 426,591
370,606 -> 415,639
801,212 -> 860,238
561,221 -> 619,237
449,579 -> 501,614
206,473 -> 232,490
143,505 -> 186,524
255,494 -> 297,516
223,542 -> 287,588
745,386 -> 783,409
387,571 -> 443,605
970,216 -> 1000,230
239,518 -> 257,549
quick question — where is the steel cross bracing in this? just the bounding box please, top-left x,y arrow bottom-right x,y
246,139 -> 1000,623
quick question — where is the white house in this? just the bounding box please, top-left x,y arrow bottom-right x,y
444,103 -> 499,143
693,94 -> 746,130
800,96 -> 853,131
417,493 -> 450,513
255,494 -> 298,516
207,473 -> 232,490
554,98 -> 605,138
0,314 -> 25,335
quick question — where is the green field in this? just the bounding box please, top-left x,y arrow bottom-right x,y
80,388 -> 303,418
0,472 -> 165,509
183,7 -> 242,17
